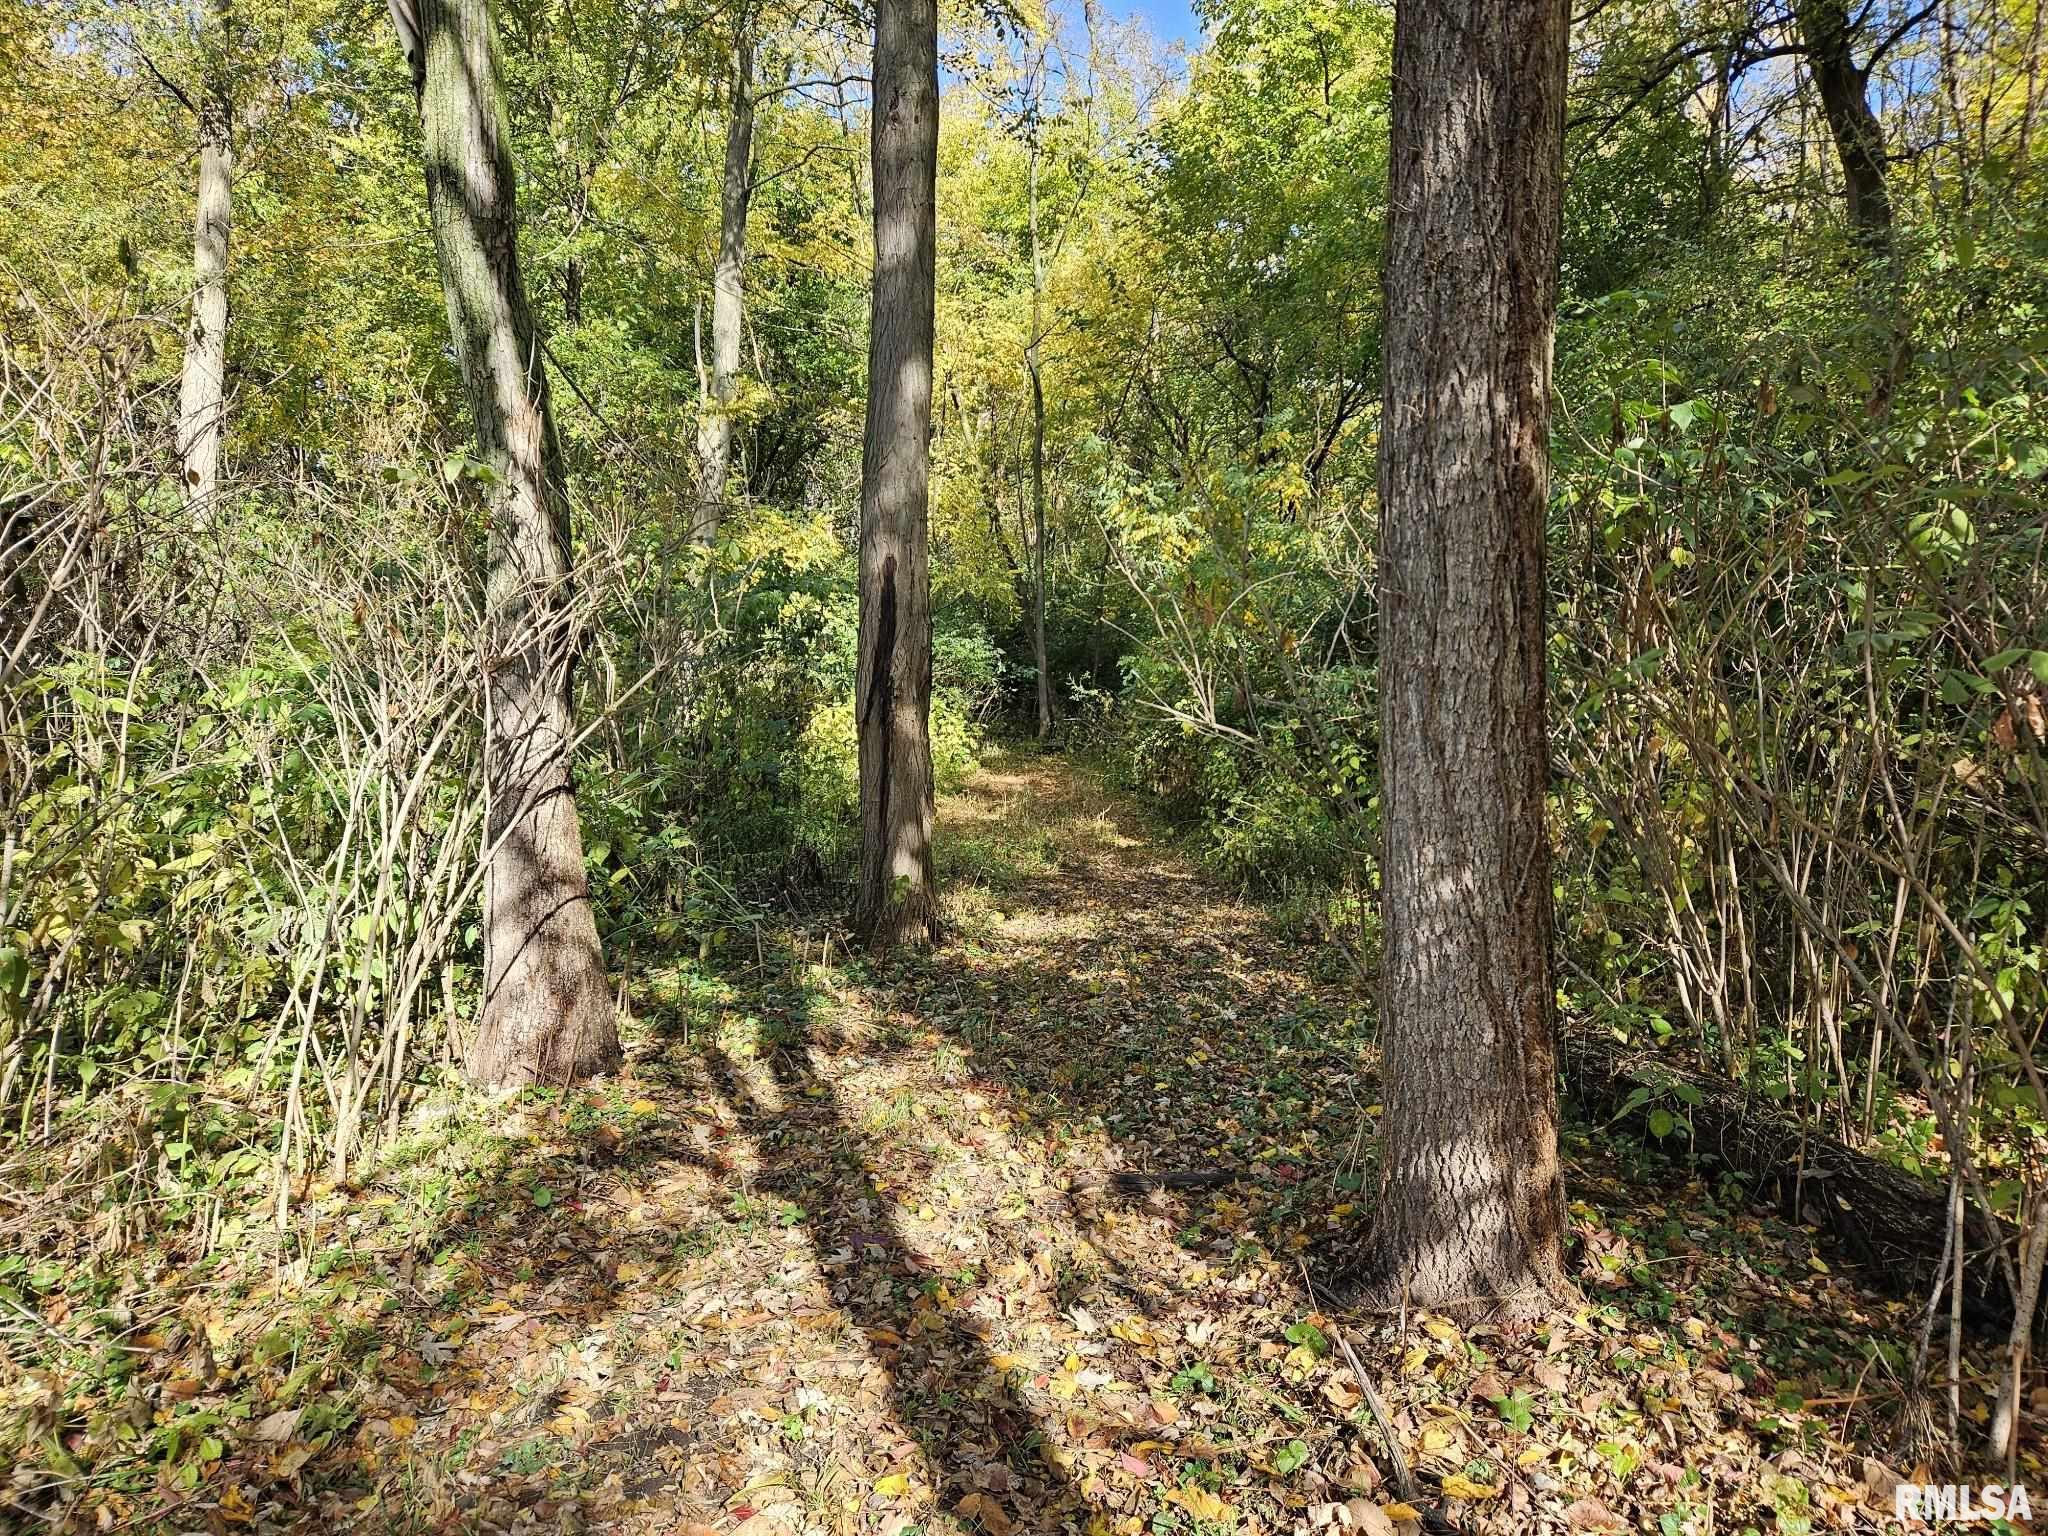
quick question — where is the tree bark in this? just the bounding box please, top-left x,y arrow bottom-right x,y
1026,130 -> 1052,741
177,62 -> 233,527
853,0 -> 941,951
693,21 -> 755,545
1795,0 -> 1893,245
1361,0 -> 1571,1319
404,0 -> 620,1086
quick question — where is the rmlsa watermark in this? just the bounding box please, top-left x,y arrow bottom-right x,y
1894,1483 -> 2034,1525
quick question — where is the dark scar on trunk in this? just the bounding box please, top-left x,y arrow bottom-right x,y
865,554 -> 898,869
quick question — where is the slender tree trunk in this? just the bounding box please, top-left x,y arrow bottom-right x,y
1795,0 -> 1893,245
1026,132 -> 1052,741
177,69 -> 233,527
1361,0 -> 1571,1320
693,22 -> 755,545
401,0 -> 619,1086
853,0 -> 940,951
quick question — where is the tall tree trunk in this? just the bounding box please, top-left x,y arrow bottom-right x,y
853,0 -> 940,951
177,66 -> 233,527
1026,131 -> 1052,741
400,0 -> 620,1086
693,22 -> 755,545
1795,0 -> 1893,245
1362,0 -> 1570,1319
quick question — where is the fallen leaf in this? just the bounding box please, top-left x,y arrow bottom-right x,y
957,1491 -> 1015,1534
1440,1474 -> 1497,1500
1164,1484 -> 1235,1522
251,1407 -> 303,1442
1563,1495 -> 1627,1531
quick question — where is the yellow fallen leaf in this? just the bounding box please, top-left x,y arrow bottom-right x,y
616,1262 -> 646,1283
1383,1503 -> 1421,1521
1516,1443 -> 1552,1468
874,1473 -> 912,1498
629,1099 -> 659,1114
1164,1484 -> 1235,1522
1422,1318 -> 1460,1344
1418,1425 -> 1456,1454
1400,1344 -> 1430,1376
1441,1474 -> 1499,1500
387,1415 -> 416,1441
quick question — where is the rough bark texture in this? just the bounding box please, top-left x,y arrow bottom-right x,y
1362,0 -> 1571,1319
853,0 -> 941,952
1795,0 -> 1893,244
1026,135 -> 1052,741
1567,1031 -> 2030,1333
692,24 -> 754,546
408,0 -> 619,1086
177,75 -> 233,526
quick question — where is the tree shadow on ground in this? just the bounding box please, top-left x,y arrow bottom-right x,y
93,751 -> 2039,1536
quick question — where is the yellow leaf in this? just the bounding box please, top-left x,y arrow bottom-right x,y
1400,1345 -> 1430,1376
1422,1318 -> 1460,1344
387,1415 -> 416,1441
1383,1503 -> 1421,1521
1441,1474 -> 1499,1500
874,1473 -> 912,1498
616,1262 -> 646,1283
629,1099 -> 659,1114
1164,1484 -> 1235,1522
1516,1443 -> 1551,1468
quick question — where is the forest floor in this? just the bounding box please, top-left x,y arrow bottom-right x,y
9,750 -> 2042,1535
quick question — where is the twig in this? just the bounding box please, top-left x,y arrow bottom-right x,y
1333,1324 -> 1417,1506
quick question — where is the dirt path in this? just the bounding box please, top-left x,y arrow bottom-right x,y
338,750 -> 1378,1535
47,751 -> 2010,1534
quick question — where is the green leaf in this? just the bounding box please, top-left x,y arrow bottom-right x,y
1648,1108 -> 1675,1138
1283,1319 -> 1329,1357
1273,1438 -> 1309,1474
1493,1390 -> 1535,1433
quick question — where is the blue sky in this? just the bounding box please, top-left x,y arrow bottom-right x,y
1121,0 -> 1200,48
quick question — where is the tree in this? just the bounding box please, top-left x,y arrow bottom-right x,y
1023,46 -> 1052,739
1795,0 -> 1895,244
175,2 -> 233,526
1362,0 -> 1571,1317
853,0 -> 941,950
693,14 -> 755,545
392,0 -> 621,1085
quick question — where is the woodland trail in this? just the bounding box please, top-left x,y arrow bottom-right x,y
370,748 -> 1376,1536
85,751 -> 2004,1534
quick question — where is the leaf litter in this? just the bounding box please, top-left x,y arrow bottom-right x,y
4,752 -> 2040,1533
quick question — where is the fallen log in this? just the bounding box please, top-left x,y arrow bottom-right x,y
1563,1030 -> 2024,1333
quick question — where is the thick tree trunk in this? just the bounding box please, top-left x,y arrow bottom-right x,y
853,0 -> 940,952
1027,137 -> 1051,741
1361,0 -> 1571,1320
1795,0 -> 1893,245
177,79 -> 232,527
693,23 -> 755,545
405,0 -> 619,1086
